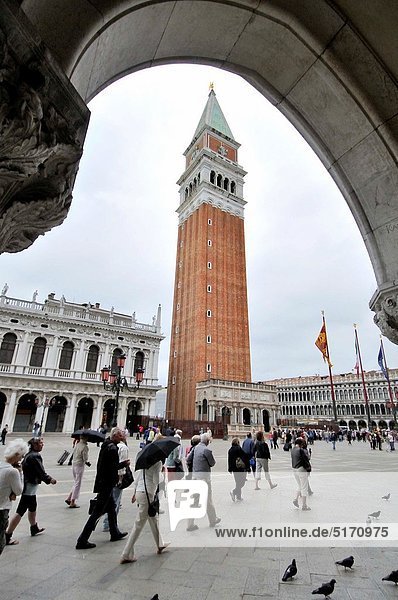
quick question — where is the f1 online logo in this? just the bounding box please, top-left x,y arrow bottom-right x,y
167,480 -> 208,531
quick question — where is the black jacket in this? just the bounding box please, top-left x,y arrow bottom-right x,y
22,451 -> 52,487
94,438 -> 126,493
254,440 -> 271,460
228,445 -> 250,472
291,446 -> 312,471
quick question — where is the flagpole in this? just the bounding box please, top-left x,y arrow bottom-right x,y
323,312 -> 337,422
380,336 -> 397,424
354,324 -> 371,429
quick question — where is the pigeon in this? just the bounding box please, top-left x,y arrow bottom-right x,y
335,556 -> 354,570
282,558 -> 297,581
312,579 -> 336,598
368,510 -> 381,519
382,493 -> 391,500
382,570 -> 398,585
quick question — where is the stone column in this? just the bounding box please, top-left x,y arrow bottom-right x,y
64,393 -> 78,433
92,396 -> 103,430
4,390 -> 18,432
119,397 -> 127,429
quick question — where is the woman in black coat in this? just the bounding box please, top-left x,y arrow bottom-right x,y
228,438 -> 249,501
254,431 -> 277,491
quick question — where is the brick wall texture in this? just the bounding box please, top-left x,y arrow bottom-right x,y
166,203 -> 251,420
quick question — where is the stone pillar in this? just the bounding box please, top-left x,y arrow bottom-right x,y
64,393 -> 78,433
119,397 -> 127,430
0,2 -> 90,254
92,396 -> 103,430
4,390 -> 18,431
75,339 -> 86,375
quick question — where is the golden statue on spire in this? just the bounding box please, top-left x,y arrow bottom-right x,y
209,81 -> 214,91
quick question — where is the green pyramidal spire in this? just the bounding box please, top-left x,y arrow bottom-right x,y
193,88 -> 235,141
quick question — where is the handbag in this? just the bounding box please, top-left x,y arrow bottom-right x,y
235,456 -> 246,470
144,470 -> 160,517
88,496 -> 98,515
147,492 -> 160,517
117,465 -> 134,489
174,459 -> 184,473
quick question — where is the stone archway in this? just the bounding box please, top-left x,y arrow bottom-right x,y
126,400 -> 142,435
262,409 -> 270,432
74,397 -> 94,431
46,396 -> 67,432
103,398 -> 116,428
242,408 -> 251,426
14,393 -> 37,432
2,2 -> 398,343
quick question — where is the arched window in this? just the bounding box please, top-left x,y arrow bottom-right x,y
29,337 -> 47,367
210,171 -> 215,184
216,174 -> 222,187
185,187 -> 188,199
230,181 -> 236,194
86,344 -> 99,372
202,398 -> 208,416
134,351 -> 145,375
223,177 -> 229,191
59,341 -> 74,370
0,332 -> 17,364
111,348 -> 123,373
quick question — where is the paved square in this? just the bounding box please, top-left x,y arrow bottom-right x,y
1,435 -> 398,599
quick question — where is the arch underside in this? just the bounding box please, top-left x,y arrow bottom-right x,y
2,0 -> 398,340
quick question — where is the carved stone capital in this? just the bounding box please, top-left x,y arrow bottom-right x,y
0,0 -> 89,253
370,282 -> 398,344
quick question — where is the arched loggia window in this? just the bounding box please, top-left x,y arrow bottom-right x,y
86,344 -> 99,372
59,341 -> 74,370
111,348 -> 123,373
29,337 -> 47,367
0,332 -> 17,364
133,351 -> 144,375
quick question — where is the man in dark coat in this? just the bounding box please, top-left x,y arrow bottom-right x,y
76,427 -> 129,549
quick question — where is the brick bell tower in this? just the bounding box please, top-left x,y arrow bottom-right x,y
166,86 -> 252,421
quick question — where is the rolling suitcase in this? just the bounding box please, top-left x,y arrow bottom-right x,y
57,450 -> 70,465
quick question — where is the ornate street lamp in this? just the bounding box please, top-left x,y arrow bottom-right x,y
100,353 -> 144,427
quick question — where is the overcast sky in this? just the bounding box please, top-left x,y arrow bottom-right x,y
1,64 -> 398,385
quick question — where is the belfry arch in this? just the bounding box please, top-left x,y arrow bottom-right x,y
1,1 -> 398,342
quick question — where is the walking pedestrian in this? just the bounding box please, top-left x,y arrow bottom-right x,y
5,438 -> 57,545
75,427 -> 129,550
242,432 -> 256,476
291,438 -> 311,511
0,439 -> 28,554
185,433 -> 221,531
1,424 -> 8,445
65,435 -> 90,508
102,430 -> 129,531
228,438 -> 249,501
253,431 -> 277,491
120,458 -> 169,563
165,430 -> 184,481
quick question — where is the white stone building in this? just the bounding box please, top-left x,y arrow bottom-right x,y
195,379 -> 278,432
268,370 -> 398,430
0,290 -> 164,433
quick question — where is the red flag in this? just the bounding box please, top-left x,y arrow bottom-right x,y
315,323 -> 332,367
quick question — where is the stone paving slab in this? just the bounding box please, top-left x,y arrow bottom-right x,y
1,435 -> 398,599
